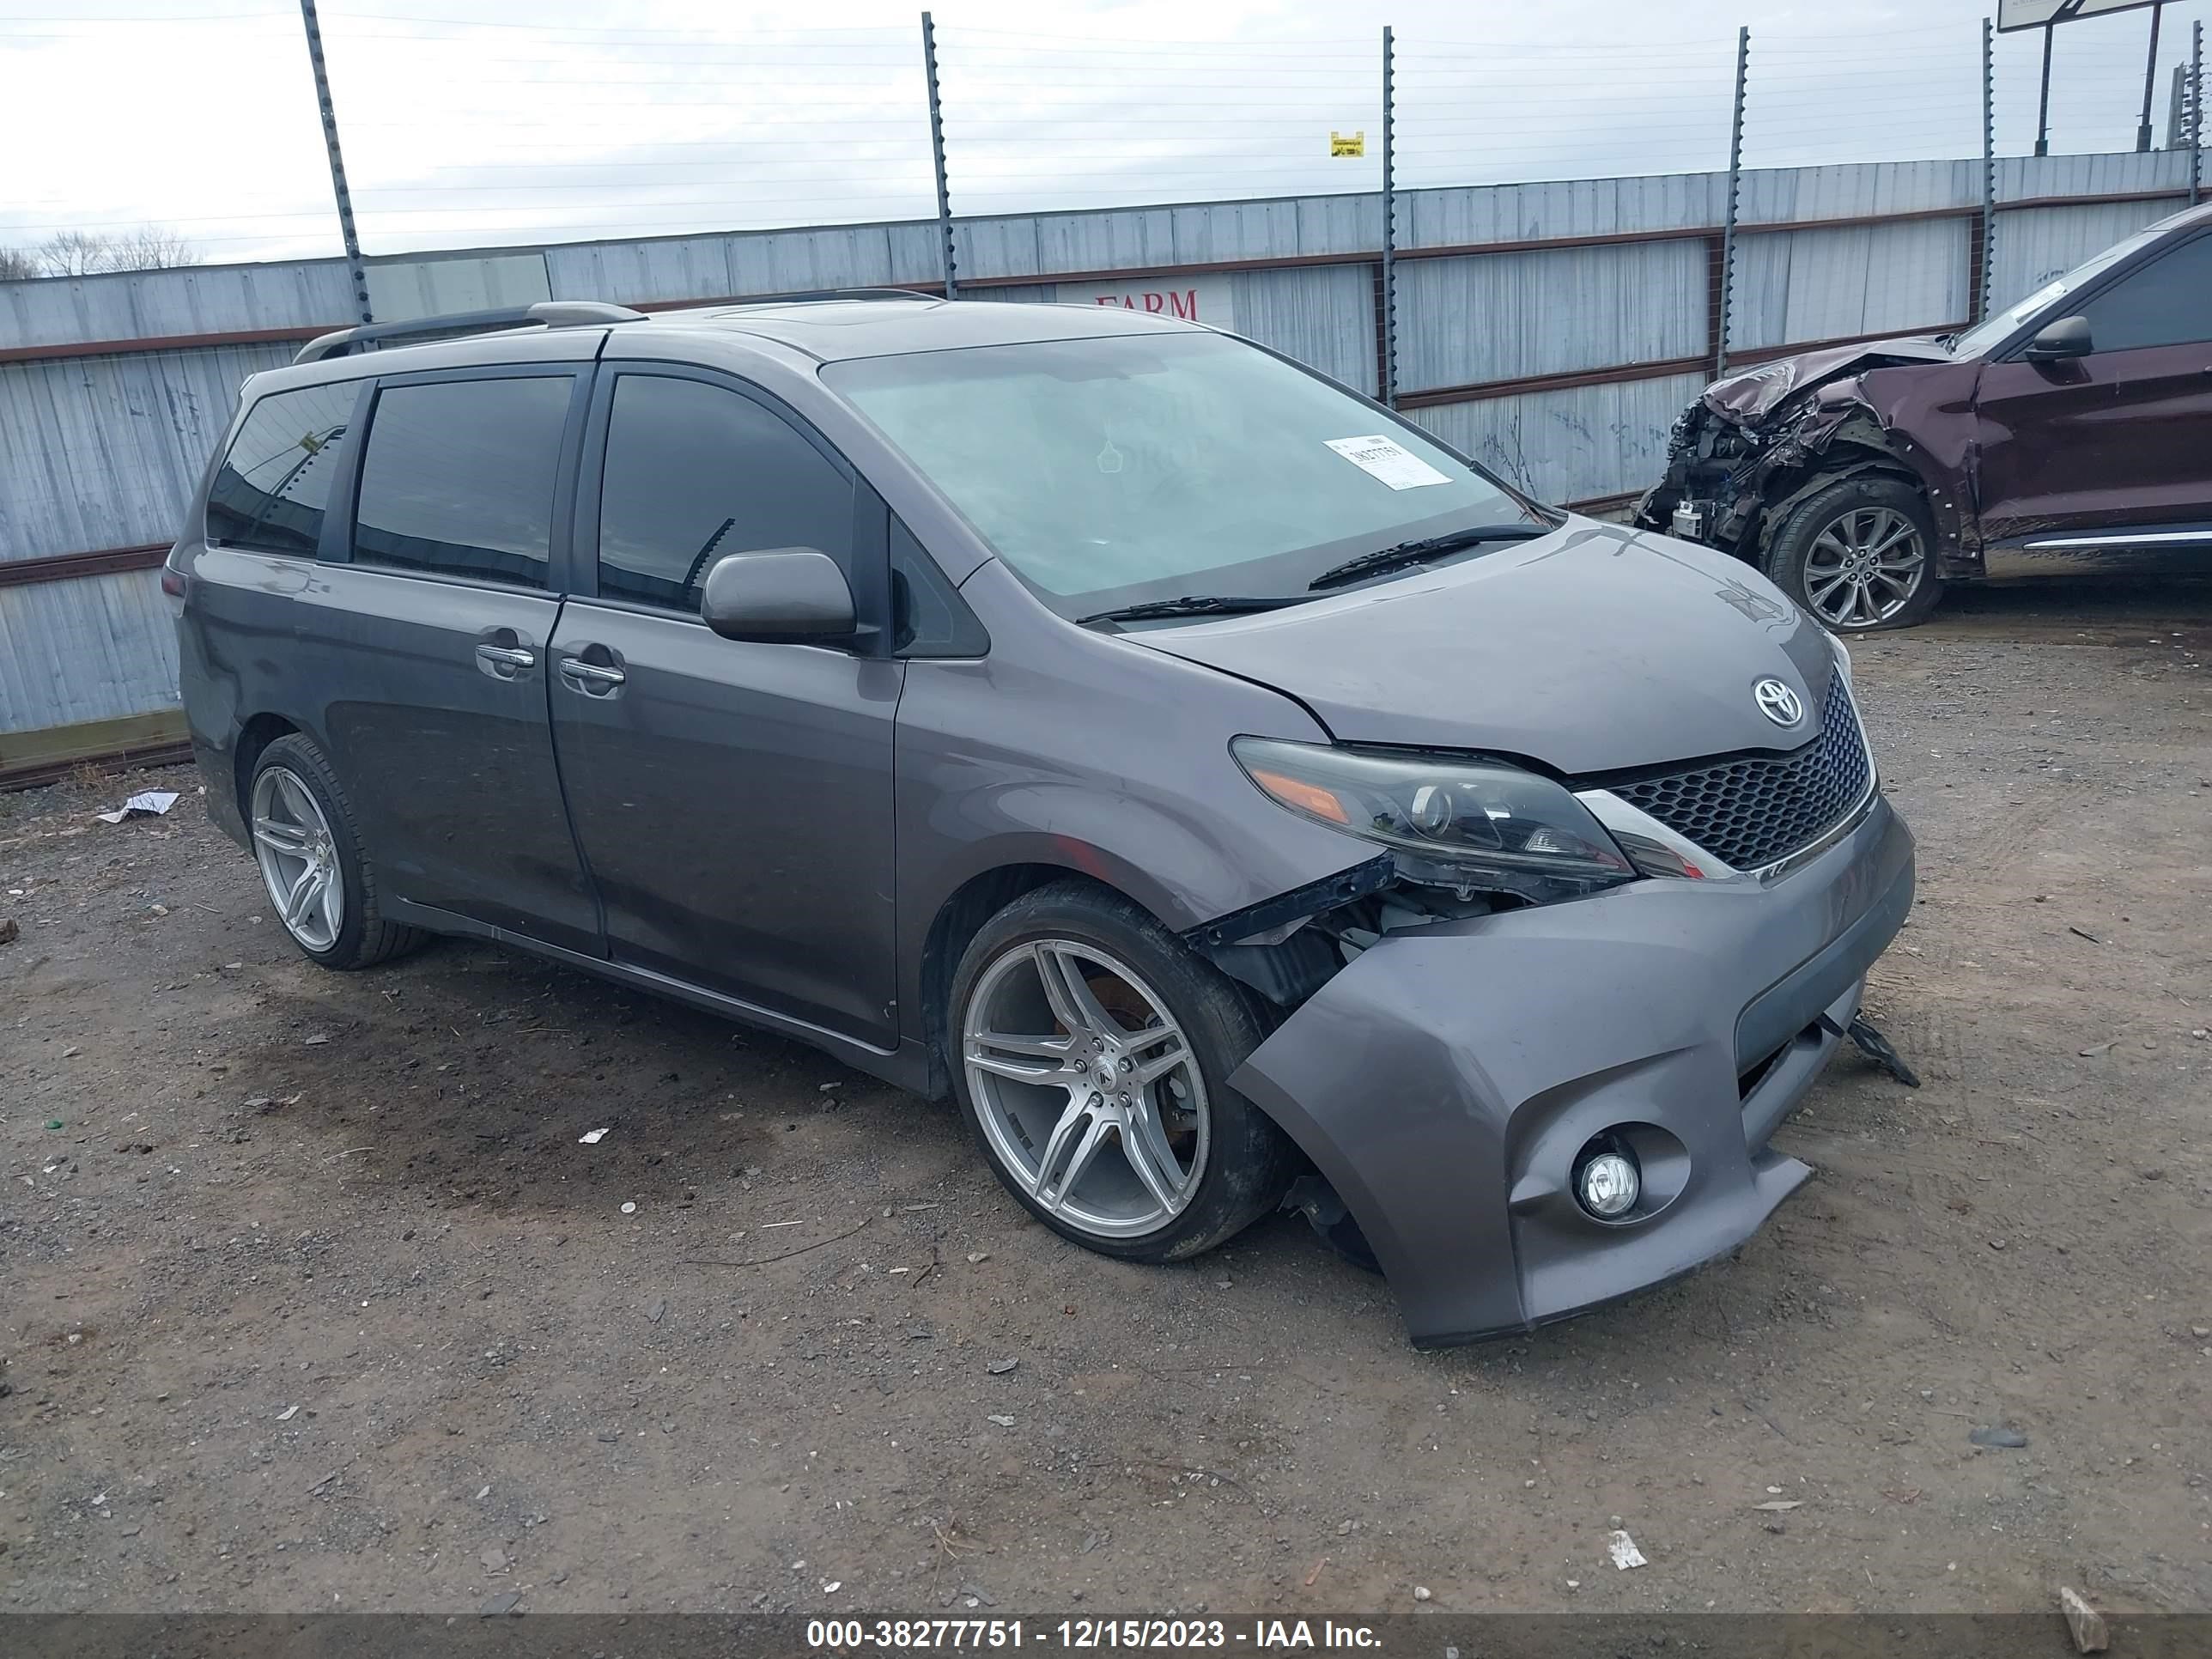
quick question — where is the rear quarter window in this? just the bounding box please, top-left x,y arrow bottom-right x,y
205,380 -> 361,555
352,376 -> 574,587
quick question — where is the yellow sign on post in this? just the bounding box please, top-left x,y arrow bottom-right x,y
1330,131 -> 1366,157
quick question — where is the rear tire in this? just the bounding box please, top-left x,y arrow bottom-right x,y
948,880 -> 1297,1264
248,733 -> 427,970
1764,475 -> 1944,633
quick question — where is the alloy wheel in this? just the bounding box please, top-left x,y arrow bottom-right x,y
1803,506 -> 1928,629
962,939 -> 1209,1240
251,766 -> 344,952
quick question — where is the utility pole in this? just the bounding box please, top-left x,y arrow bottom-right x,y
1716,26 -> 1748,379
2137,2 -> 2164,152
2034,22 -> 2054,157
921,11 -> 957,299
1380,26 -> 1397,408
297,0 -> 372,324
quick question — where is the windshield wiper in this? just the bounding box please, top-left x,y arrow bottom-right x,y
1307,522 -> 1548,590
1075,594 -> 1299,627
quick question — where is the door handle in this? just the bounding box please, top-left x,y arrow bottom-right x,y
558,657 -> 627,691
474,642 -> 535,679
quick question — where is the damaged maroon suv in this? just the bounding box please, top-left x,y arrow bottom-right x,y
1638,202 -> 2212,631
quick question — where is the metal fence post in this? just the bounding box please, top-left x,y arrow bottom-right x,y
921,11 -> 957,299
1715,26 -> 1748,379
1979,15 -> 1996,323
2137,2 -> 2164,152
2192,21 -> 2204,207
297,0 -> 372,324
1380,25 -> 1397,408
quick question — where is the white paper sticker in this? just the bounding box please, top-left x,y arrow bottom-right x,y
1324,434 -> 1451,490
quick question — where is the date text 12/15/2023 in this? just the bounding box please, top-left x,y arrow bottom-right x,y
805,1618 -> 1384,1650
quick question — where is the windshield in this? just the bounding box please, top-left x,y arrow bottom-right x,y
1948,224 -> 2169,356
823,331 -> 1540,619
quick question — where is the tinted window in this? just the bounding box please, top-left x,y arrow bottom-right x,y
597,374 -> 854,612
352,377 -> 572,586
2078,235 -> 2212,353
206,381 -> 360,554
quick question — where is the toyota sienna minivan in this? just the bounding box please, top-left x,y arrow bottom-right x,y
170,293 -> 1914,1346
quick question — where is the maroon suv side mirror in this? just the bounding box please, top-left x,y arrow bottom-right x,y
2022,315 -> 2093,361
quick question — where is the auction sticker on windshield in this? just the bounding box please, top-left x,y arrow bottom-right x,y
1324,434 -> 1451,490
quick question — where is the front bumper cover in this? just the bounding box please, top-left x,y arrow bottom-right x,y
1228,794 -> 1915,1348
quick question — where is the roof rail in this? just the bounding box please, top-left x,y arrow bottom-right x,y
714,287 -> 937,307
293,300 -> 646,366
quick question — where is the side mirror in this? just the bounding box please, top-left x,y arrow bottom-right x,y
700,547 -> 856,642
2022,314 -> 2092,362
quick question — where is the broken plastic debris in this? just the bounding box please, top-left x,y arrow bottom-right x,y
987,1414 -> 1015,1427
1607,1529 -> 1647,1570
94,790 -> 179,824
620,1201 -> 637,1215
578,1128 -> 609,1145
276,1405 -> 299,1422
1752,1499 -> 1802,1511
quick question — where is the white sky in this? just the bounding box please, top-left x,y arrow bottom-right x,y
2,0 -> 2205,266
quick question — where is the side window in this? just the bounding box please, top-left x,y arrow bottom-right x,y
352,376 -> 573,587
597,374 -> 854,613
205,380 -> 360,555
890,519 -> 989,657
2076,235 -> 2212,353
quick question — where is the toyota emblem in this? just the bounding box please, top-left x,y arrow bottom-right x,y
1753,678 -> 1804,726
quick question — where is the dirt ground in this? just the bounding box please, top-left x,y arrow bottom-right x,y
3,577 -> 2209,1622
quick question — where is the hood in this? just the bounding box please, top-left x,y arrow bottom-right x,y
1130,520 -> 1838,777
1704,335 -> 1954,423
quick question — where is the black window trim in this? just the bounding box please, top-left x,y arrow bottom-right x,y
203,377 -> 375,560
573,361 -> 893,656
1992,225 -> 2210,365
326,361 -> 597,597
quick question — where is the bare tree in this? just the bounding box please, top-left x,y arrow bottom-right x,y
36,231 -> 113,276
34,226 -> 203,276
0,246 -> 40,282
106,225 -> 202,271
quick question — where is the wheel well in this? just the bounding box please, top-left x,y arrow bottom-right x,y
1756,452 -> 1923,555
917,863 -> 1129,1098
233,714 -> 299,823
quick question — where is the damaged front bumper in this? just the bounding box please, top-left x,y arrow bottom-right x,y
1227,793 -> 1915,1348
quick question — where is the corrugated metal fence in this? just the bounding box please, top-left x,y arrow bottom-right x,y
0,147 -> 2197,765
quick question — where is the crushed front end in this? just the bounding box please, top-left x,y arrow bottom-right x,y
1189,660 -> 1916,1347
1634,339 -> 1977,573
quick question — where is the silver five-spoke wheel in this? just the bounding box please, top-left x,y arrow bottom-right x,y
1803,505 -> 1927,629
252,765 -> 343,952
962,939 -> 1208,1241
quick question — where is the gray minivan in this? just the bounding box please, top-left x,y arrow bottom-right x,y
169,294 -> 1914,1347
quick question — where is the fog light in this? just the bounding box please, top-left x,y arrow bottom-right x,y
1577,1150 -> 1640,1219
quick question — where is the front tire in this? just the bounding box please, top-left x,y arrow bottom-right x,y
1764,475 -> 1944,633
948,881 -> 1297,1263
248,733 -> 426,969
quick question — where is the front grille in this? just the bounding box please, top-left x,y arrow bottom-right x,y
1602,672 -> 1870,872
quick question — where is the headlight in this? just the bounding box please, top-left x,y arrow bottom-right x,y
1231,738 -> 1635,903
